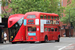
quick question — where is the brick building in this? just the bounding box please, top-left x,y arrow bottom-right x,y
0,0 -> 11,42
60,0 -> 75,37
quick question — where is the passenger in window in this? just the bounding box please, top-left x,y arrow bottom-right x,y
28,28 -> 32,31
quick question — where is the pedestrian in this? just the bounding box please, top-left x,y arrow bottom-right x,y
4,31 -> 7,43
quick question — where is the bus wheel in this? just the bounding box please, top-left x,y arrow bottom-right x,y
45,36 -> 48,43
12,42 -> 17,44
55,37 -> 60,42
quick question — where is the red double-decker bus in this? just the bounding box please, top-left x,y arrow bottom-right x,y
24,12 -> 60,43
8,14 -> 26,44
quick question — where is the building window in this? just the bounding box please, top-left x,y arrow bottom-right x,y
5,0 -> 8,6
62,0 -> 63,6
58,2 -> 60,6
62,13 -> 63,17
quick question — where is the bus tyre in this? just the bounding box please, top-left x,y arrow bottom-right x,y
45,36 -> 48,43
55,37 -> 60,42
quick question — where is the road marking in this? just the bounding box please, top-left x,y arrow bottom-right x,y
58,46 -> 66,50
58,43 -> 74,50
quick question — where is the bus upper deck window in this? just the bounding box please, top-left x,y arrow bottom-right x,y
54,17 -> 56,19
48,16 -> 50,19
44,15 -> 47,19
51,16 -> 53,19
40,15 -> 43,19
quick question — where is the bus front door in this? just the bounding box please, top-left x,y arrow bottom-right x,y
51,28 -> 55,40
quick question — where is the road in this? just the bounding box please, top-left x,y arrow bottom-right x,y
0,37 -> 75,50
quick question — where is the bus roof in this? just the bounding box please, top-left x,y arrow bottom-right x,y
25,12 -> 58,16
8,14 -> 24,28
9,14 -> 24,18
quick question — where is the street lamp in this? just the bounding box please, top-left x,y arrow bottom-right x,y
69,8 -> 75,37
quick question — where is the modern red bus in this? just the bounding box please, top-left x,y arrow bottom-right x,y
24,12 -> 60,43
8,14 -> 26,44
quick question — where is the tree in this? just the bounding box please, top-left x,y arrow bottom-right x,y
9,0 -> 62,15
60,0 -> 75,29
1,0 -> 63,18
0,0 -> 11,18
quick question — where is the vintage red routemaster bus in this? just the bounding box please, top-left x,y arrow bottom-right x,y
24,12 -> 60,43
8,14 -> 26,44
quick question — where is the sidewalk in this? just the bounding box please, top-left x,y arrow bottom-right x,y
61,37 -> 75,38
0,41 -> 11,45
3,41 -> 10,44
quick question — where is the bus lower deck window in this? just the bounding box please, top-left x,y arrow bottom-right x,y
45,28 -> 47,31
55,28 -> 57,31
51,28 -> 54,31
48,28 -> 51,31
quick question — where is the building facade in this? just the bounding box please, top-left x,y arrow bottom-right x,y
60,0 -> 75,37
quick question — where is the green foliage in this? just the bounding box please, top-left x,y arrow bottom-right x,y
0,0 -> 10,18
60,0 -> 75,29
1,0 -> 63,18
9,0 -> 62,15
